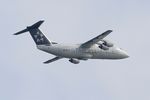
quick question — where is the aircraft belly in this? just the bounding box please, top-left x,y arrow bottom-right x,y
47,46 -> 92,58
54,49 -> 91,58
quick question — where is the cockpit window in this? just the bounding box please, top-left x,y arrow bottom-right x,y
120,48 -> 123,50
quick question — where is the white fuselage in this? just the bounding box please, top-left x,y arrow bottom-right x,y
37,43 -> 129,60
14,20 -> 129,64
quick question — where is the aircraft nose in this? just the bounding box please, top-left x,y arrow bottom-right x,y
120,50 -> 129,59
116,48 -> 129,59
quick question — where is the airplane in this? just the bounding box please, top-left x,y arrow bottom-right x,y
14,20 -> 129,64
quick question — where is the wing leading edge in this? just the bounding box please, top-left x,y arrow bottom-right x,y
80,30 -> 112,48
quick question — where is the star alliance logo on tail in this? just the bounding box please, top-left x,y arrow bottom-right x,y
34,31 -> 44,43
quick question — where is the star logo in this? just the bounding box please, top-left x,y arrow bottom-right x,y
34,32 -> 44,43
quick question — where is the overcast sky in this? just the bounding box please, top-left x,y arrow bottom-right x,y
0,0 -> 150,100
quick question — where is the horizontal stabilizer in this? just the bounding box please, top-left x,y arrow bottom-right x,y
14,28 -> 28,35
13,20 -> 44,35
27,20 -> 44,29
13,20 -> 51,45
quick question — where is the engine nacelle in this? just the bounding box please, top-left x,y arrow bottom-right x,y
98,44 -> 109,50
102,40 -> 114,47
69,58 -> 80,64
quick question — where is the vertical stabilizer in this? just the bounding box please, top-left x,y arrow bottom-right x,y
14,20 -> 51,45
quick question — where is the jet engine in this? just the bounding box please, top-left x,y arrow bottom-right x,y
98,43 -> 109,50
102,40 -> 114,47
97,40 -> 113,50
69,58 -> 80,64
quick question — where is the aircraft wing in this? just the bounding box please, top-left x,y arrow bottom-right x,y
43,56 -> 63,64
81,30 -> 112,48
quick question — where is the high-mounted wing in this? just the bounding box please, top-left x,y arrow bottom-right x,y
81,30 -> 112,48
43,56 -> 62,64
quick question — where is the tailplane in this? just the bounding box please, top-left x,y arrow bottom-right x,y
14,20 -> 51,45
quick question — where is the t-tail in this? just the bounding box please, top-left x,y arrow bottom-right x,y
14,20 -> 51,45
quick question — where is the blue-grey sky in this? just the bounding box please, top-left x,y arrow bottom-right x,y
0,0 -> 150,100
